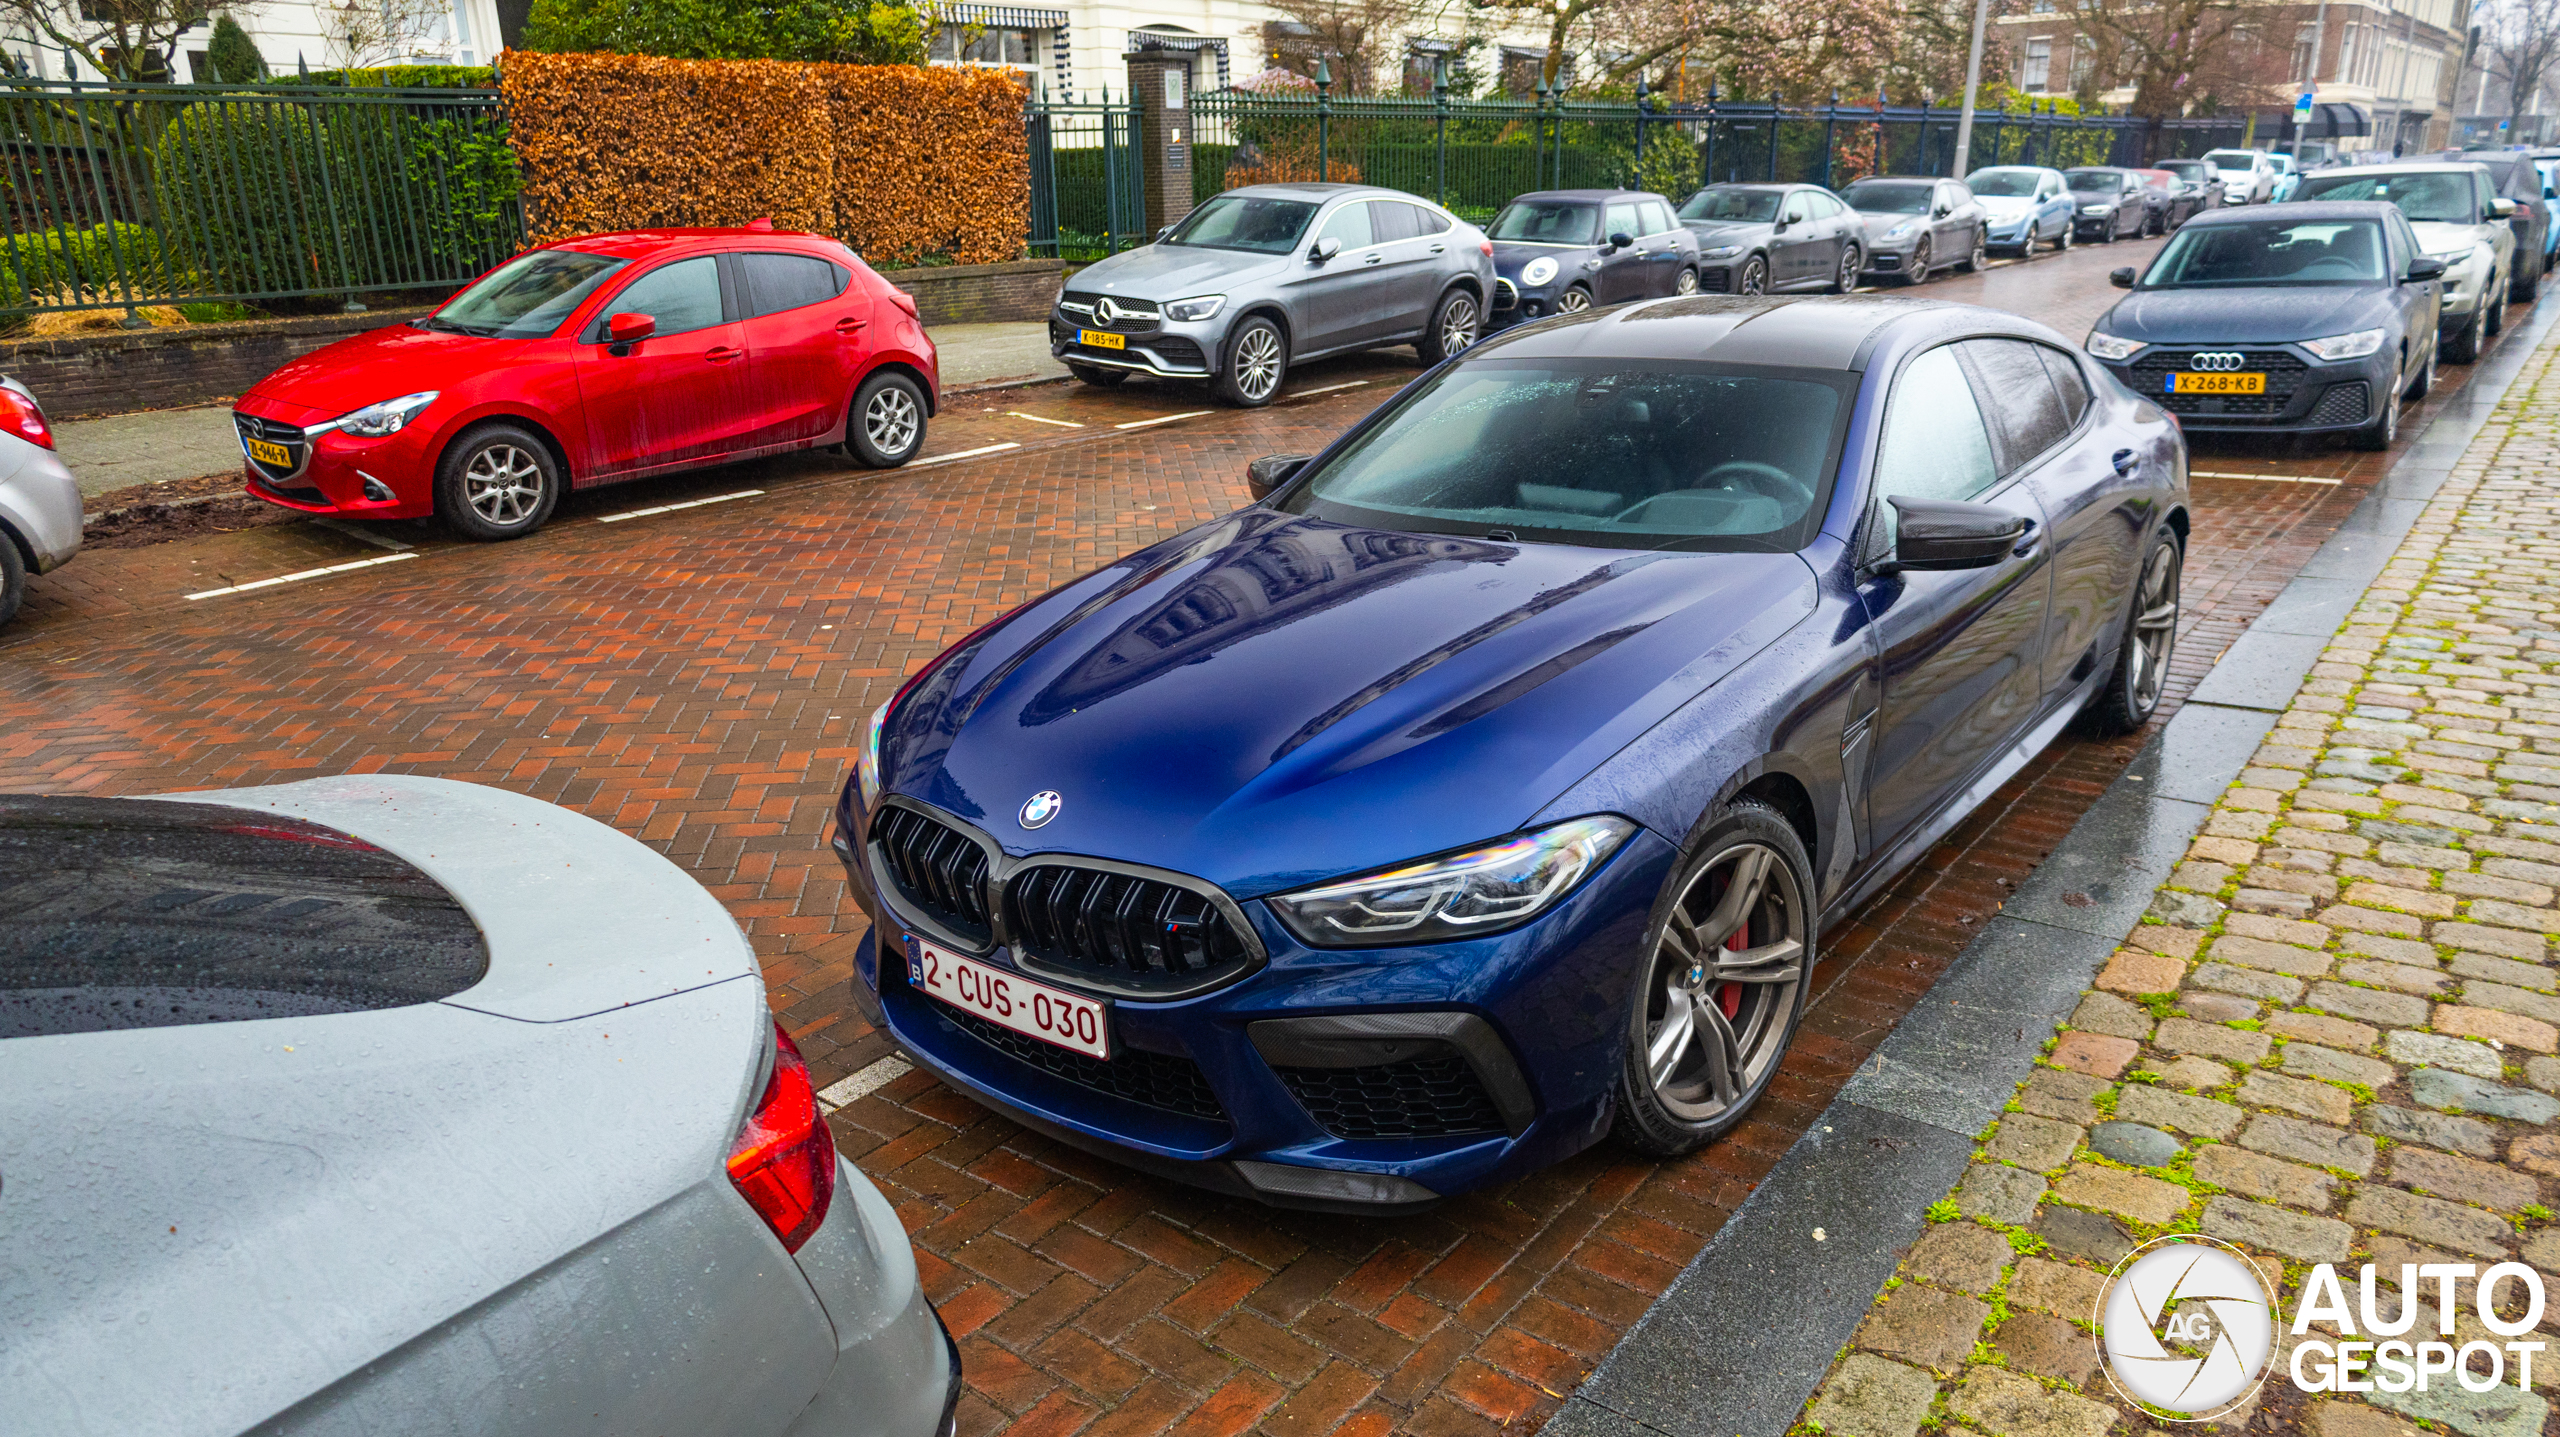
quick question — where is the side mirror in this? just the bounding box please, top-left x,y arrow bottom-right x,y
2493,197 -> 2520,219
2406,254 -> 2449,282
1608,232 -> 1635,250
1310,236 -> 1342,262
606,312 -> 655,345
2109,266 -> 2137,289
1880,496 -> 2027,573
1772,216 -> 1791,233
1156,225 -> 1176,242
1932,204 -> 1951,218
1246,453 -> 1312,500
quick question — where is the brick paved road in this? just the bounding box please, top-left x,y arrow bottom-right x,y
0,244 -> 2529,1437
1799,303 -> 2560,1437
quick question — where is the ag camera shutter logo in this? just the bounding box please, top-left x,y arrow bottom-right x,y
2094,1237 -> 2275,1420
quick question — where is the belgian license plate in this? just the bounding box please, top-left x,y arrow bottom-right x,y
244,436 -> 292,466
2165,372 -> 2265,395
906,934 -> 1109,1059
1078,328 -> 1126,350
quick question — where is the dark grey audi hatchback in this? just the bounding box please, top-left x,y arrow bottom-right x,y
2083,201 -> 2444,451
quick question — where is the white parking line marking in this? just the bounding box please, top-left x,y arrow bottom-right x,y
910,442 -> 1022,467
309,517 -> 414,551
2189,470 -> 2343,485
817,1055 -> 913,1112
597,489 -> 765,523
1288,380 -> 1369,397
187,551 -> 418,600
1114,410 -> 1213,430
1008,411 -> 1085,428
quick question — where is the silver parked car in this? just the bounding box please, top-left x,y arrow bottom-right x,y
1838,174 -> 1989,282
0,775 -> 959,1437
0,374 -> 78,630
2292,162 -> 2519,363
1051,183 -> 1495,407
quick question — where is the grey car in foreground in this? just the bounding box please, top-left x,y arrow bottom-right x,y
0,374 -> 77,630
1052,183 -> 1493,406
2088,201 -> 2442,450
0,774 -> 958,1437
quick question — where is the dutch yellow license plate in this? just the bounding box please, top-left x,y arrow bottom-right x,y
1078,329 -> 1126,350
244,437 -> 291,466
2165,372 -> 2265,395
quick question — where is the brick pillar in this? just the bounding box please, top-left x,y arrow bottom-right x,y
1125,50 -> 1194,239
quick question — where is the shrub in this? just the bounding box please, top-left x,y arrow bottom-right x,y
277,64 -> 497,88
151,99 -> 331,297
520,0 -> 931,66
813,63 -> 1026,266
1,222 -> 184,305
207,16 -> 266,84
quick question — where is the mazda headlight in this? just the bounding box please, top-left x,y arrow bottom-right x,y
332,391 -> 438,437
1163,294 -> 1225,322
1700,244 -> 1743,260
1520,257 -> 1559,286
1265,815 -> 1635,947
2086,331 -> 2146,361
2300,327 -> 2387,361
858,698 -> 890,806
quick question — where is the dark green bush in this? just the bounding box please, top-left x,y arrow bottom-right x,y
275,65 -> 497,88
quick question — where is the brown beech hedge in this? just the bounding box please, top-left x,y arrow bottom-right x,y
500,50 -> 1029,267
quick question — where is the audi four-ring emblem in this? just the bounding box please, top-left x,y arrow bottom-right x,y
2189,352 -> 2246,371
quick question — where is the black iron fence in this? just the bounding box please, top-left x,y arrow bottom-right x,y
1025,93 -> 1143,262
1185,89 -> 2255,225
0,78 -> 522,318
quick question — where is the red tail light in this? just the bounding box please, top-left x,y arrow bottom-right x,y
726,1022 -> 836,1252
0,388 -> 53,449
1479,239 -> 1494,256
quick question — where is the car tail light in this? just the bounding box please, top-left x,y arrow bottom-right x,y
726,1021 -> 836,1252
0,388 -> 53,449
887,288 -> 919,318
1479,239 -> 1494,256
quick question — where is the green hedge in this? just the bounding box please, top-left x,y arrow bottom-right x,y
0,221 -> 178,302
271,65 -> 497,88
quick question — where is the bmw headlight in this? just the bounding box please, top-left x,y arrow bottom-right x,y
1265,815 -> 1634,948
1700,244 -> 1743,260
858,698 -> 891,806
332,390 -> 438,437
1163,294 -> 1225,322
2300,327 -> 2387,361
1520,257 -> 1559,286
2086,331 -> 2146,361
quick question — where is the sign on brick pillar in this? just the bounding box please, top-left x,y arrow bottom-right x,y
1124,50 -> 1193,238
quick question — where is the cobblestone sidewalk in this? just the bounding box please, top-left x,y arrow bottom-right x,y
1796,337 -> 2560,1437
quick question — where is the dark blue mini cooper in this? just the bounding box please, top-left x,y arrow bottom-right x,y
835,295 -> 2188,1212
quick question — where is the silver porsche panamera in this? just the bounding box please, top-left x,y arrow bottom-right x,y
0,775 -> 957,1436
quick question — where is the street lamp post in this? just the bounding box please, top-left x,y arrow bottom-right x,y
2293,0 -> 2329,165
1951,0 -> 1992,177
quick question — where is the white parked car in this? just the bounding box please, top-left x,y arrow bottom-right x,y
2202,148 -> 2279,205
0,375 -> 77,630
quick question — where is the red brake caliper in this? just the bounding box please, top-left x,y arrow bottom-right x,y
1717,926 -> 1746,1019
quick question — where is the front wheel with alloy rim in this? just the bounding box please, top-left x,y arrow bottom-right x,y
1958,229 -> 1988,273
1734,258 -> 1768,296
1556,284 -> 1596,313
1213,316 -> 1287,407
1903,237 -> 1932,284
2081,530 -> 2183,735
1829,245 -> 1861,293
2351,381 -> 2401,451
1417,287 -> 1480,364
435,423 -> 561,541
848,370 -> 927,467
1612,799 -> 1814,1156
2406,338 -> 2436,400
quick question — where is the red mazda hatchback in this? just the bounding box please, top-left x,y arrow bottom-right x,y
233,223 -> 939,540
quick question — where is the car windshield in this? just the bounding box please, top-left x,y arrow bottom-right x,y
2204,150 -> 2259,172
1489,201 -> 1599,244
2162,161 -> 2207,179
2143,219 -> 2388,287
2295,171 -> 2474,222
1274,358 -> 1852,553
2065,170 -> 2122,193
1965,170 -> 2043,197
428,249 -> 629,339
1679,188 -> 1781,223
1164,194 -> 1319,253
1841,180 -> 1933,213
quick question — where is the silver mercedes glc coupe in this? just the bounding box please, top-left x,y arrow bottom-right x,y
1051,183 -> 1496,407
0,775 -> 957,1437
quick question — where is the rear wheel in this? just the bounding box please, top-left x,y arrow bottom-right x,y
2446,305 -> 2485,364
1067,361 -> 1129,388
1213,315 -> 1287,407
1830,245 -> 1861,293
435,423 -> 561,542
1674,265 -> 1700,295
1418,287 -> 1480,365
2517,247 -> 2542,302
2052,223 -> 2073,254
2486,279 -> 2508,337
849,370 -> 926,468
1611,799 -> 1813,1157
1959,228 -> 1988,273
0,533 -> 22,631
2082,530 -> 2182,736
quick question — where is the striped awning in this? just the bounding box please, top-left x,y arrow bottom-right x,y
938,4 -> 1066,28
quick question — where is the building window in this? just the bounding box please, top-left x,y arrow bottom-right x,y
2068,42 -> 2091,92
932,23 -> 1038,66
2022,37 -> 2051,92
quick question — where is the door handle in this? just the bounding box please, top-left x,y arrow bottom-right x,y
2110,447 -> 2140,476
1429,244 -> 1446,254
1363,253 -> 1383,265
705,346 -> 745,363
834,317 -> 869,335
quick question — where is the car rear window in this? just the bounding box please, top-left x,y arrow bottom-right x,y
1490,201 -> 1599,244
0,797 -> 489,1040
2295,171 -> 2475,223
